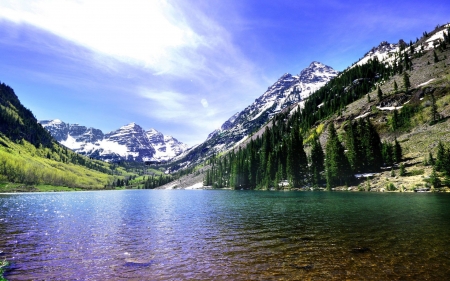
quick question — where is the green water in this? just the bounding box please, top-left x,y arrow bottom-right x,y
0,190 -> 449,280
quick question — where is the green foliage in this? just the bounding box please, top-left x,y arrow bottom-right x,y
391,168 -> 396,177
325,123 -> 351,189
391,103 -> 421,131
286,126 -> 308,187
403,71 -> 411,91
409,169 -> 425,176
429,166 -> 441,188
0,259 -> 9,281
386,182 -> 397,191
310,136 -> 324,187
377,86 -> 383,102
399,163 -> 406,176
0,136 -> 114,189
435,141 -> 450,176
299,58 -> 393,133
0,83 -> 53,148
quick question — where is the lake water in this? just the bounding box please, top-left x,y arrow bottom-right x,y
1,190 -> 450,280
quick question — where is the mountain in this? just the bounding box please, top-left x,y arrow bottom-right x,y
174,61 -> 338,166
353,41 -> 399,67
39,120 -> 188,162
0,82 -> 54,147
0,82 -> 118,190
167,22 -> 450,191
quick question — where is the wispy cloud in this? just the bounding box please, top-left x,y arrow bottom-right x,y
0,0 -> 206,75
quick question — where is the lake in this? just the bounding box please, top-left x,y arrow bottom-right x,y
1,190 -> 450,280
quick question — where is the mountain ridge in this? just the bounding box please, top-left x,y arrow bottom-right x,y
174,61 -> 338,168
39,119 -> 188,162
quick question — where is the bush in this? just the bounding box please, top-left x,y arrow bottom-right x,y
386,182 -> 397,191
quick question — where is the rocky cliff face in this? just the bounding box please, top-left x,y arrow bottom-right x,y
39,120 -> 188,162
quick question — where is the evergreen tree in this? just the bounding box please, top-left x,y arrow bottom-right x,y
429,166 -> 440,189
428,151 -> 435,166
403,71 -> 411,92
377,86 -> 383,102
393,138 -> 402,163
394,81 -> 398,93
310,136 -> 325,186
435,141 -> 446,172
325,123 -> 351,189
345,121 -> 360,172
434,50 -> 439,63
399,163 -> 406,176
286,127 -> 308,187
391,109 -> 399,131
382,141 -> 394,165
360,118 -> 383,170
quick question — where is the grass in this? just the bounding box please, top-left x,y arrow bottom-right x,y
0,259 -> 9,281
0,182 -> 86,192
324,45 -> 450,192
0,135 -> 117,190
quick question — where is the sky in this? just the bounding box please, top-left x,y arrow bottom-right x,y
0,0 -> 449,146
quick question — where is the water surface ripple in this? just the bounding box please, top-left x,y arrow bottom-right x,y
1,190 -> 449,280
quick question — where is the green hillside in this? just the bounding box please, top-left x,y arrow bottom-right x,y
195,24 -> 450,192
0,82 -> 119,191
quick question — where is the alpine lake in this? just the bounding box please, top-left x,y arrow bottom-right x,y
1,190 -> 449,280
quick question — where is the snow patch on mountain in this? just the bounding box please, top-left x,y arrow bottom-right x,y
354,41 -> 399,67
39,120 -> 188,162
180,62 -> 338,166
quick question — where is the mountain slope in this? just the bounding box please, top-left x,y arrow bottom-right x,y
0,82 -> 54,147
174,61 -> 338,167
161,22 -> 450,191
0,83 -> 118,190
39,120 -> 188,162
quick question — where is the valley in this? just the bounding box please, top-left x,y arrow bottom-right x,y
1,24 -> 450,193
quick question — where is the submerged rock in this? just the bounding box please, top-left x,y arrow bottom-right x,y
350,247 -> 371,253
290,264 -> 314,270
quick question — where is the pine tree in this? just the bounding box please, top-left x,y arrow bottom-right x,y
345,121 -> 360,172
310,136 -> 325,186
360,118 -> 383,170
391,109 -> 399,131
403,71 -> 411,92
428,151 -> 435,166
286,127 -> 308,187
393,138 -> 402,163
433,50 -> 439,63
325,123 -> 351,189
377,86 -> 383,102
394,81 -> 398,93
382,141 -> 394,165
429,166 -> 440,189
435,141 -> 446,172
399,163 -> 406,176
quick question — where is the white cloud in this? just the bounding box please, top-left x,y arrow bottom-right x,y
0,0 -> 204,74
0,0 -> 268,145
139,89 -> 188,119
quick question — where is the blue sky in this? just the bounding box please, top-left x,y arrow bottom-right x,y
0,0 -> 449,146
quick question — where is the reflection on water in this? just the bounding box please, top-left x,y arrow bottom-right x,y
1,190 -> 449,280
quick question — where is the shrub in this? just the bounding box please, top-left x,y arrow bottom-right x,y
386,182 -> 397,191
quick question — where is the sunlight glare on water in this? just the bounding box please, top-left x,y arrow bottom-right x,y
1,190 -> 450,280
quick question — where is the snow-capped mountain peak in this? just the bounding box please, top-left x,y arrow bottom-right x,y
183,61 -> 338,165
39,120 -> 188,162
